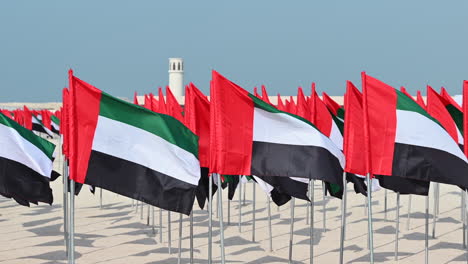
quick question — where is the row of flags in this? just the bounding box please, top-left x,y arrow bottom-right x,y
1,70 -> 468,218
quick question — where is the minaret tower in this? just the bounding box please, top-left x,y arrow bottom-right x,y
168,58 -> 184,102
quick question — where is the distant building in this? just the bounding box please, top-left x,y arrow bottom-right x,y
168,58 -> 184,102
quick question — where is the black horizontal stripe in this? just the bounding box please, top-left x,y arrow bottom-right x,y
376,175 -> 429,196
251,141 -> 343,185
0,157 -> 53,206
85,150 -> 197,215
392,142 -> 468,189
256,175 -> 309,201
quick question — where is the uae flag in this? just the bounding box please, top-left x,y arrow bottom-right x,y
363,72 -> 468,189
32,115 -> 54,138
0,112 -> 56,206
210,71 -> 344,186
69,71 -> 200,215
50,115 -> 60,135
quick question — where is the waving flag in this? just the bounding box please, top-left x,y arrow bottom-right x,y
0,112 -> 56,206
209,71 -> 344,186
362,72 -> 468,189
69,71 -> 200,215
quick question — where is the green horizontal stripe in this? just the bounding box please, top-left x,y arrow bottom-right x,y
249,94 -> 320,131
396,90 -> 441,127
99,92 -> 199,158
0,113 -> 55,160
51,115 -> 60,125
445,104 -> 463,134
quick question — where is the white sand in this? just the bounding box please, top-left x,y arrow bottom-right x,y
1,151 -> 467,264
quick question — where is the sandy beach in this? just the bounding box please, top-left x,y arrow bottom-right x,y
0,151 -> 467,264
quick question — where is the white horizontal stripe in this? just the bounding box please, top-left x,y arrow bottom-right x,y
92,116 -> 200,186
253,108 -> 345,168
0,123 -> 53,177
329,120 -> 343,150
252,176 -> 274,195
290,177 -> 310,184
395,110 -> 467,162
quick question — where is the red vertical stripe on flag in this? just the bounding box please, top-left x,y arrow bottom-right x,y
427,86 -> 459,143
69,70 -> 102,184
312,90 -> 332,137
185,83 -> 211,167
362,72 -> 397,176
322,92 -> 341,116
416,91 -> 426,109
210,71 -> 254,175
344,81 -> 367,175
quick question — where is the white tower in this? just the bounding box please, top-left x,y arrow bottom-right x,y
168,58 -> 184,102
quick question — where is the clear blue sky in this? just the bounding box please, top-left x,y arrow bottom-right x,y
1,1 -> 467,102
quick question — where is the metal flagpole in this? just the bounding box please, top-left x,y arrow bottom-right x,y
339,173 -> 347,264
141,201 -> 144,220
288,197 -> 295,264
322,182 -> 326,232
463,190 -> 466,249
168,211 -> 172,254
147,205 -> 150,226
310,179 -> 315,264
432,183 -> 439,238
395,192 -> 400,261
228,183 -> 231,225
366,173 -> 374,263
217,174 -> 226,264
152,207 -> 155,235
252,181 -> 256,242
63,159 -> 69,257
306,194 -> 310,225
208,174 -> 213,264
160,208 -> 163,242
68,179 -> 75,264
243,180 -> 247,205
238,176 -> 242,232
100,188 -> 103,209
384,189 -> 388,221
407,195 -> 412,231
190,212 -> 194,264
136,200 -> 139,213
425,195 -> 429,264
268,195 -> 273,252
177,213 -> 183,264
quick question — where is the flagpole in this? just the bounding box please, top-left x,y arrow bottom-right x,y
432,183 -> 439,238
238,176 -> 242,232
100,188 -> 103,209
339,173 -> 347,264
141,201 -> 144,220
190,211 -> 194,264
68,179 -> 75,264
208,174 -> 213,264
310,179 -> 315,264
267,195 -> 273,252
147,204 -> 150,226
152,206 -> 155,235
228,183 -> 231,226
216,174 -> 226,264
463,190 -> 466,249
407,195 -> 412,231
366,173 -> 374,263
63,159 -> 69,258
177,213 -> 183,264
425,194 -> 429,264
395,192 -> 400,261
384,189 -> 388,221
243,180 -> 247,205
288,197 -> 295,264
322,182 -> 326,232
160,208 -> 163,242
168,211 -> 172,254
252,181 -> 256,242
